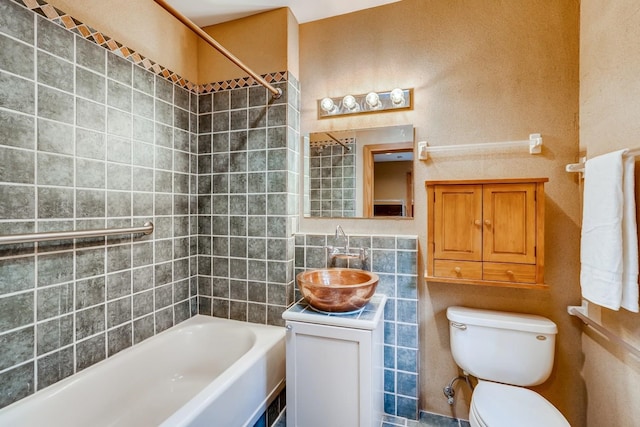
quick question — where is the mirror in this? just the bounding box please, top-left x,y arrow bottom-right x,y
302,125 -> 414,218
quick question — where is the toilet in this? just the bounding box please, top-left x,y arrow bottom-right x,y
447,306 -> 571,427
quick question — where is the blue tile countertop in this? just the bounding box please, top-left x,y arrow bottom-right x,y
282,294 -> 387,330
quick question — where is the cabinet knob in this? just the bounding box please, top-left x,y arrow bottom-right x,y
454,267 -> 462,275
484,220 -> 491,226
506,270 -> 514,276
474,220 -> 481,226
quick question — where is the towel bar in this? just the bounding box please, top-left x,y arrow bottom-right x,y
568,304 -> 640,359
566,147 -> 640,174
418,133 -> 542,160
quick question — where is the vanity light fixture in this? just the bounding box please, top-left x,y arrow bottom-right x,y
342,95 -> 359,112
317,88 -> 412,118
389,88 -> 405,105
365,92 -> 382,109
320,97 -> 338,114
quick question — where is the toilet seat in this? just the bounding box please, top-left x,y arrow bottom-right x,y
470,381 -> 570,427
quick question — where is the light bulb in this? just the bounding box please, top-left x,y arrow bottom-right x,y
342,95 -> 358,111
390,88 -> 405,105
320,97 -> 336,113
365,92 -> 381,109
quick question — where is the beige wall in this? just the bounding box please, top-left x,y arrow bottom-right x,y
48,1 -> 298,86
47,0 -> 200,82
299,0 -> 583,424
199,8 -> 297,83
580,1 -> 640,426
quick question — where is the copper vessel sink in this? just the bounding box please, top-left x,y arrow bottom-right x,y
296,268 -> 379,313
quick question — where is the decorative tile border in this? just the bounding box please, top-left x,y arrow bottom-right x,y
309,136 -> 356,148
198,71 -> 288,94
12,0 -> 287,94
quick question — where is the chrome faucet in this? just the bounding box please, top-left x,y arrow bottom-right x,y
328,225 -> 369,270
334,225 -> 348,249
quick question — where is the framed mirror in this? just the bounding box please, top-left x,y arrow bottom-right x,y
302,124 -> 414,218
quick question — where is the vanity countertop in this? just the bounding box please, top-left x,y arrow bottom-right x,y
282,294 -> 387,330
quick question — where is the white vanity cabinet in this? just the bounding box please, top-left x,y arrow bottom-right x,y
282,295 -> 386,427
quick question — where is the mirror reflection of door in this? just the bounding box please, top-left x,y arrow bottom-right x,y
363,142 -> 414,218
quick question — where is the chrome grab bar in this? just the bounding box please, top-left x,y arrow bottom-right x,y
0,222 -> 154,245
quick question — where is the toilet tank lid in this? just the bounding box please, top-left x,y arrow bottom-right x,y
447,306 -> 558,334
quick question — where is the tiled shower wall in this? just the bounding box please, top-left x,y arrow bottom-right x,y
0,0 -> 299,409
0,0 -> 198,409
294,233 -> 419,419
195,78 -> 300,326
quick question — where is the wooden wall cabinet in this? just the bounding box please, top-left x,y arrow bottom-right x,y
425,178 -> 548,289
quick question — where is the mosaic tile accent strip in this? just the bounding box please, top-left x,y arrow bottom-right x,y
11,0 -> 288,95
198,71 -> 289,95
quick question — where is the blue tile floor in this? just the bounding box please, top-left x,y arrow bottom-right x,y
272,410 -> 470,427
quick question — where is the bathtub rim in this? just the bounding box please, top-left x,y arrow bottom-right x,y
0,314 -> 286,427
160,315 -> 286,427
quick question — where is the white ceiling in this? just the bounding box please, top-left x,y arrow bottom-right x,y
166,0 -> 401,27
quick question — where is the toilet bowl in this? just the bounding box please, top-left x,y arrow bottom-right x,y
469,381 -> 569,427
447,306 -> 570,427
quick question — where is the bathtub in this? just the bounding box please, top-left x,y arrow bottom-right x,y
0,315 -> 286,427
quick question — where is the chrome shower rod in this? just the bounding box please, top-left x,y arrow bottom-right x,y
154,0 -> 282,99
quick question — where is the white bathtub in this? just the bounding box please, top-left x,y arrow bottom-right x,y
0,315 -> 286,427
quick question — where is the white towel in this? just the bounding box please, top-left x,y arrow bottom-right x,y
621,155 -> 639,311
580,149 -> 639,312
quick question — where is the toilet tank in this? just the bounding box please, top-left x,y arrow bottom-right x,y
447,306 -> 558,386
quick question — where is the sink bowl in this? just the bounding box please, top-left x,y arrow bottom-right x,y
296,268 -> 379,313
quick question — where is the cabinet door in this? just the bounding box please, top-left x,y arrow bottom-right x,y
482,183 -> 536,264
286,321 -> 373,427
434,185 -> 483,261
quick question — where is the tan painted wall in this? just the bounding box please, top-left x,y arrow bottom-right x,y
47,1 -> 298,86
299,0 -> 583,424
47,0 -> 199,83
199,8 -> 297,83
580,1 -> 640,426
287,9 -> 300,81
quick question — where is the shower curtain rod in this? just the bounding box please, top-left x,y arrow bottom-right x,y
326,133 -> 352,152
154,0 -> 282,99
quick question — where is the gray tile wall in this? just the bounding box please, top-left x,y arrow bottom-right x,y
195,77 -> 300,326
1,4 -> 388,426
308,142 -> 356,217
0,0 -> 301,410
0,0 -> 198,409
294,233 -> 420,420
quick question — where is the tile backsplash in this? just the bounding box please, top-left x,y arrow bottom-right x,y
295,233 -> 420,420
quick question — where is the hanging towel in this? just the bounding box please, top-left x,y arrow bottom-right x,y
621,155 -> 639,311
580,149 -> 639,312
